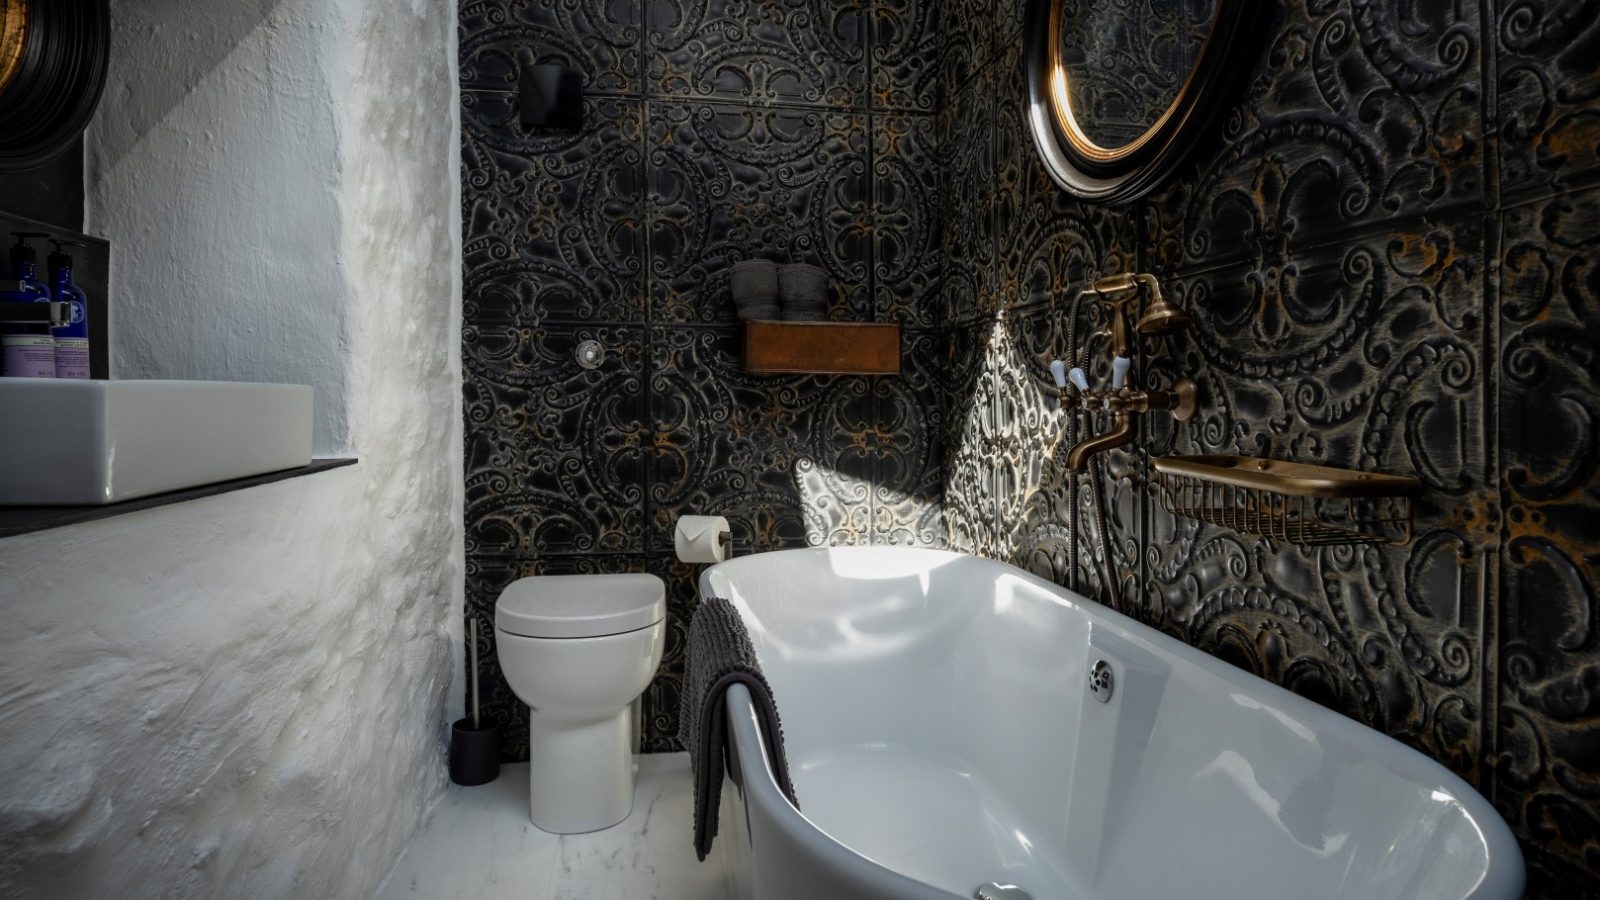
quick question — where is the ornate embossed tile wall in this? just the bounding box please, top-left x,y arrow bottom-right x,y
940,1 -> 1599,896
459,0 -> 943,756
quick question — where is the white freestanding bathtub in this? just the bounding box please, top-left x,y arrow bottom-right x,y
701,547 -> 1524,900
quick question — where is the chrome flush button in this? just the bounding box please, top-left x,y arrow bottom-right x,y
575,339 -> 604,369
1089,659 -> 1114,703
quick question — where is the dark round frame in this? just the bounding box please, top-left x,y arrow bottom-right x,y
1024,0 -> 1263,203
0,0 -> 110,172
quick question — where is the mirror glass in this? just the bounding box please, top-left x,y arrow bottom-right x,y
1054,0 -> 1216,151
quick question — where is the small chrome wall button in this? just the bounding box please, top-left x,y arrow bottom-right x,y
575,339 -> 604,369
1089,659 -> 1114,703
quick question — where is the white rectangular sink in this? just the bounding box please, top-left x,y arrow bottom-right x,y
0,379 -> 313,506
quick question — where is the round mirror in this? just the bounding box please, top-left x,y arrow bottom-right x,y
1026,0 -> 1262,203
0,0 -> 110,172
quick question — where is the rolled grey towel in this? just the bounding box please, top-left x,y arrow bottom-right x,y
680,596 -> 797,861
778,263 -> 829,321
729,259 -> 780,320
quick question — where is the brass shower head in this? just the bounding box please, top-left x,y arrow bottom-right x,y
1134,282 -> 1191,335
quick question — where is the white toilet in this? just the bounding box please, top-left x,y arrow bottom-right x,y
494,573 -> 667,834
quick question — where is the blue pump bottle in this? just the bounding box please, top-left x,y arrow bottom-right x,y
47,240 -> 90,379
1,232 -> 56,378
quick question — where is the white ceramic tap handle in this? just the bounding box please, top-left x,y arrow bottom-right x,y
1049,359 -> 1068,389
1111,356 -> 1131,390
1068,367 -> 1090,392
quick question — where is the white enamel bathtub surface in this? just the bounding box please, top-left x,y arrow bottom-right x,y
702,548 -> 1523,900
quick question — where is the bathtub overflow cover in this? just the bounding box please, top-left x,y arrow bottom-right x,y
1089,659 -> 1114,703
975,885 -> 1032,900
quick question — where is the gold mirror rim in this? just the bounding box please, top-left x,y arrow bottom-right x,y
1047,1 -> 1222,162
0,0 -> 28,96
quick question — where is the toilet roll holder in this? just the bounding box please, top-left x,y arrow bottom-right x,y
674,515 -> 735,564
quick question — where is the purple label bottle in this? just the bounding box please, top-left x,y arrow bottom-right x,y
48,241 -> 90,380
2,233 -> 57,378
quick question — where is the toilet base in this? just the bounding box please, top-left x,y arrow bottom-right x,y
527,708 -> 635,833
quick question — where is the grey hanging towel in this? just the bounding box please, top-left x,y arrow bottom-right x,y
679,595 -> 799,861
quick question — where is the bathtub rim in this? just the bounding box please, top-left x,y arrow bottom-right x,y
707,546 -> 1525,900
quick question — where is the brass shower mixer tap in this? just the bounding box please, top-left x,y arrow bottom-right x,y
1051,273 -> 1198,473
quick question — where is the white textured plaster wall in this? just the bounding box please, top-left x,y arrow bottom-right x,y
86,0 -> 350,453
0,0 -> 463,897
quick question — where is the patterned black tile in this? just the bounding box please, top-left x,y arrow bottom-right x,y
1145,0 -> 1485,272
873,113 -> 942,327
990,308 -> 1068,562
1143,212 -> 1490,771
1495,0 -> 1600,202
645,0 -> 869,106
640,553 -> 703,751
999,0 -> 1029,47
463,325 -> 649,555
1494,187 -> 1600,895
647,326 -> 877,553
941,322 -> 1002,555
459,0 -> 643,95
647,101 -> 871,324
939,0 -> 996,100
462,97 -> 646,321
870,0 -> 941,112
938,65 -> 998,325
871,329 -> 945,545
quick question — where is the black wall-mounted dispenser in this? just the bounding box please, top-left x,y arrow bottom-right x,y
462,53 -> 583,133
517,64 -> 582,131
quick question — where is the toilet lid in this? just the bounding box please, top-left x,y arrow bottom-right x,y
495,574 -> 666,639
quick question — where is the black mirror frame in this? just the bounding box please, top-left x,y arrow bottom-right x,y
1024,0 -> 1266,204
0,0 -> 110,172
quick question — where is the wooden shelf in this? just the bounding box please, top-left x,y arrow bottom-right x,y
742,320 -> 900,376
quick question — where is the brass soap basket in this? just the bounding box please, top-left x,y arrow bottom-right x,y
1152,455 -> 1424,547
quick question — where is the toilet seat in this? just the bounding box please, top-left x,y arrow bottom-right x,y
495,574 -> 665,639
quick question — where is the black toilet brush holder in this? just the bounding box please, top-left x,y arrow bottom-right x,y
450,717 -> 499,786
450,617 -> 500,786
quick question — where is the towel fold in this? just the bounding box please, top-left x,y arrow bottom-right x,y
729,259 -> 781,320
679,596 -> 798,861
777,263 -> 829,321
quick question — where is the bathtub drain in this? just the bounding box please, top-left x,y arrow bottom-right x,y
974,884 -> 1032,900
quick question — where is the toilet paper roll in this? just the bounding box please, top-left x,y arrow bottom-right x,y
675,515 -> 731,564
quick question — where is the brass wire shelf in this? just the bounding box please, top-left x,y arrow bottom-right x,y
1152,455 -> 1424,547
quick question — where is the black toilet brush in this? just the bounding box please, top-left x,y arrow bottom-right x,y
450,616 -> 500,785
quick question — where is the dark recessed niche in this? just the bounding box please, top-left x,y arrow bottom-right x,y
0,211 -> 108,378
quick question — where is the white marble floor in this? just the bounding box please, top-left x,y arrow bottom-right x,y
376,754 -> 734,900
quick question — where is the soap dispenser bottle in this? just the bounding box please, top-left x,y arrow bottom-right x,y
1,232 -> 57,378
46,240 -> 90,379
